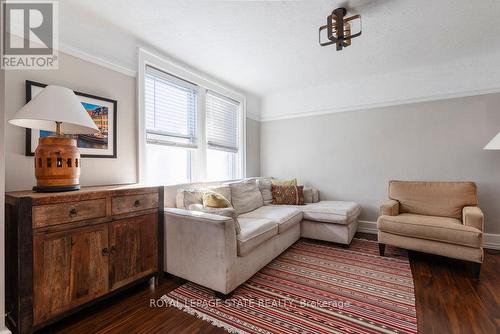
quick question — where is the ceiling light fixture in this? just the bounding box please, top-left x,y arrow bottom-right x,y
319,7 -> 362,51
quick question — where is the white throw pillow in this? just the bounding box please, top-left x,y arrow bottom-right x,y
227,179 -> 264,215
176,188 -> 203,209
303,188 -> 313,203
312,188 -> 320,203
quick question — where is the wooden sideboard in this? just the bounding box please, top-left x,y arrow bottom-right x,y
5,184 -> 164,334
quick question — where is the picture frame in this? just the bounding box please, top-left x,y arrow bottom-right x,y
25,80 -> 117,158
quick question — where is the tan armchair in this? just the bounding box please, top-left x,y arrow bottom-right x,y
377,181 -> 484,277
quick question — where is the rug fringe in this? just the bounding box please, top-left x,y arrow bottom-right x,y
161,295 -> 249,334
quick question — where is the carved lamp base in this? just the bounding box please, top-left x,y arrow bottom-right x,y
33,136 -> 81,192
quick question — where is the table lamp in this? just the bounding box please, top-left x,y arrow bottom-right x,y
9,85 -> 99,192
484,132 -> 500,150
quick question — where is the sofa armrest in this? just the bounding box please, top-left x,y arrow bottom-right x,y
164,208 -> 237,293
380,200 -> 399,216
463,206 -> 484,232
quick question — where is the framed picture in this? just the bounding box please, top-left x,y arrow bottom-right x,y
25,80 -> 117,158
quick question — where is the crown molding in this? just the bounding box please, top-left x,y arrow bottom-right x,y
245,110 -> 261,122
58,43 -> 137,77
260,86 -> 500,122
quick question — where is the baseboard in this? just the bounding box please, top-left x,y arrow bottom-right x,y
357,220 -> 500,250
357,220 -> 378,234
484,233 -> 500,250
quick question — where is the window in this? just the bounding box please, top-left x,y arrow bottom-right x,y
143,65 -> 197,185
206,91 -> 240,181
139,49 -> 245,185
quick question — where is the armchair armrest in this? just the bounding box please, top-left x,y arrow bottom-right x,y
380,200 -> 400,216
463,206 -> 484,232
164,208 -> 237,293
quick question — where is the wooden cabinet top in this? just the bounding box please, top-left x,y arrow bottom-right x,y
6,184 -> 161,206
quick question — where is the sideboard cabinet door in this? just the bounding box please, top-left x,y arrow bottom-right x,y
109,214 -> 158,290
33,224 -> 109,324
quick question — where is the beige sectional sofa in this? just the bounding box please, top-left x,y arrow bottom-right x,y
163,178 -> 360,295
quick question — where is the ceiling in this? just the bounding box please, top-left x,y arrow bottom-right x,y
61,0 -> 500,98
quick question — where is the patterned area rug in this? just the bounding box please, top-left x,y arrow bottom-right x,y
163,238 -> 417,334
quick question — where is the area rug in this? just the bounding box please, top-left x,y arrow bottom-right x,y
163,238 -> 417,334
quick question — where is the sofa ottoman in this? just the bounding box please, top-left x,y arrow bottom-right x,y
295,201 -> 361,245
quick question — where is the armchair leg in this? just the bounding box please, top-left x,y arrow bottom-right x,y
378,243 -> 386,256
472,262 -> 481,279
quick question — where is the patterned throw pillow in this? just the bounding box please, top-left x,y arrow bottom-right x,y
272,185 -> 305,205
271,178 -> 298,186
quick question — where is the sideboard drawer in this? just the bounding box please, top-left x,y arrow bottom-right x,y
33,199 -> 107,228
111,193 -> 159,215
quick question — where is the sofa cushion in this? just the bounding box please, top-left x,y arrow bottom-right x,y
288,201 -> 360,224
257,178 -> 273,205
188,204 -> 241,234
236,218 -> 278,256
389,180 -> 478,219
227,179 -> 264,215
239,205 -> 303,233
378,213 -> 482,248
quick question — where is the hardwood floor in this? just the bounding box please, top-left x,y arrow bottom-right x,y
38,233 -> 500,334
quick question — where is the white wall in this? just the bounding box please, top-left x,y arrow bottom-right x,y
246,93 -> 262,177
4,51 -> 261,191
261,93 -> 500,234
5,52 -> 138,191
261,51 -> 500,121
246,118 -> 260,177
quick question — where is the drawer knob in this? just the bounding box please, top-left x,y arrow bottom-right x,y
69,208 -> 78,218
134,200 -> 141,207
102,248 -> 110,256
110,245 -> 117,254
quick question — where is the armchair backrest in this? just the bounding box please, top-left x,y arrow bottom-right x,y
388,180 -> 478,219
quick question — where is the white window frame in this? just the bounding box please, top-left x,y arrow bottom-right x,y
138,48 -> 246,184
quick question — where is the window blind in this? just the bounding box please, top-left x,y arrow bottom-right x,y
145,65 -> 198,148
206,91 -> 240,153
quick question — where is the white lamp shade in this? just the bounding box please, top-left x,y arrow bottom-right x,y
8,85 -> 99,134
484,132 -> 500,150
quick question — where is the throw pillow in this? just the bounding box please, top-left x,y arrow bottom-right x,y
258,177 -> 273,205
176,188 -> 203,209
203,190 -> 232,208
312,188 -> 320,203
227,179 -> 264,215
272,185 -> 305,205
303,187 -> 313,203
207,185 -> 232,203
188,204 -> 241,234
271,178 -> 298,186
